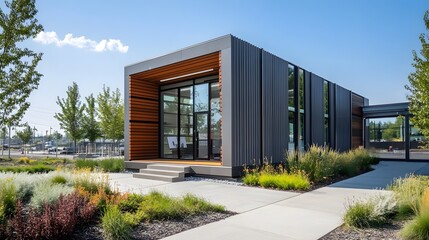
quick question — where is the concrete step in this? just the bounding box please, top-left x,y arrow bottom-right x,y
147,164 -> 191,173
133,173 -> 183,182
139,168 -> 184,178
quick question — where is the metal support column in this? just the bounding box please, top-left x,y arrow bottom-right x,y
405,115 -> 410,161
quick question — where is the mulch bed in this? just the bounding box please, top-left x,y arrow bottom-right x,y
71,211 -> 235,240
320,221 -> 404,240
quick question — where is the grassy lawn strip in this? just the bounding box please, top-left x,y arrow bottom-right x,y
243,172 -> 310,191
343,175 -> 429,240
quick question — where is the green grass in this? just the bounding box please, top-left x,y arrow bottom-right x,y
400,212 -> 429,240
99,159 -> 124,172
75,159 -> 98,170
75,158 -> 124,172
0,165 -> 55,173
257,173 -> 310,190
0,178 -> 17,219
389,175 -> 429,216
101,205 -> 132,240
51,175 -> 68,185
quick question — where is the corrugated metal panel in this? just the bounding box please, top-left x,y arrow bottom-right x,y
261,51 -> 289,163
310,73 -> 325,146
328,82 -> 336,148
231,36 -> 262,166
335,85 -> 351,151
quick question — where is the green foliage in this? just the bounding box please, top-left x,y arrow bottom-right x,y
101,205 -> 131,240
258,173 -> 310,191
75,159 -> 98,170
242,173 -> 259,186
389,175 -> 429,216
30,180 -> 74,209
16,124 -> 33,145
401,212 -> 429,240
0,164 -> 55,173
344,194 -> 396,228
54,82 -> 85,151
83,94 -> 102,143
75,158 -> 124,172
71,170 -> 111,194
97,85 -> 124,141
99,158 -> 124,172
0,0 -> 44,128
406,10 -> 429,138
181,193 -> 226,213
51,175 -> 67,185
118,193 -> 145,213
0,178 -> 17,218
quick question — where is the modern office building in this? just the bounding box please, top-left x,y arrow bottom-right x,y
124,35 -> 368,177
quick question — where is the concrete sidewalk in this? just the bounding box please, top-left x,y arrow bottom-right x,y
109,161 -> 429,240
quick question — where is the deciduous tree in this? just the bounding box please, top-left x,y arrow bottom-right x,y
97,86 -> 124,143
16,124 -> 32,155
54,82 -> 85,153
406,10 -> 429,138
0,0 -> 43,129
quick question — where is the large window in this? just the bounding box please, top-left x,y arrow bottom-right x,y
299,69 -> 305,151
161,79 -> 220,160
288,64 -> 295,151
324,81 -> 329,145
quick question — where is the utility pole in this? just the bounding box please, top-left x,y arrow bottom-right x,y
8,125 -> 11,159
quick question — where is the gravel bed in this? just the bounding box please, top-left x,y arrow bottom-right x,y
320,221 -> 403,240
72,211 -> 234,240
185,176 -> 244,186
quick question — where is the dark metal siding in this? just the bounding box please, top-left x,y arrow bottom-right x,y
261,51 -> 289,163
335,85 -> 351,151
310,73 -> 325,146
231,36 -> 262,166
328,82 -> 336,148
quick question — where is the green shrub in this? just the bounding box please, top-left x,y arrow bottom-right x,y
0,165 -> 55,173
400,212 -> 429,240
51,175 -> 68,185
75,159 -> 98,170
118,193 -> 145,213
99,159 -> 124,172
344,194 -> 396,228
0,178 -> 16,218
258,173 -> 310,191
242,173 -> 259,186
181,194 -> 225,214
30,181 -> 74,209
101,205 -> 131,240
389,175 -> 429,216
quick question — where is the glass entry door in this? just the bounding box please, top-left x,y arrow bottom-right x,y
160,80 -> 221,160
195,112 -> 209,159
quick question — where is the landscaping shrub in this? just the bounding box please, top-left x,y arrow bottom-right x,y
71,169 -> 111,194
242,173 -> 259,186
401,212 -> 429,240
389,175 -> 429,216
0,164 -> 55,173
118,193 -> 145,213
101,205 -> 132,240
75,159 -> 98,170
6,192 -> 97,239
0,178 -> 17,218
99,158 -> 125,172
30,180 -> 74,209
51,174 -> 68,185
181,193 -> 226,214
258,172 -> 310,190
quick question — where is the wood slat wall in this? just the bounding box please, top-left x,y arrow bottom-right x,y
128,52 -> 221,161
351,94 -> 364,148
129,78 -> 159,160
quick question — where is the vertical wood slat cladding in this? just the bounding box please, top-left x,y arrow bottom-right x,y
129,78 -> 159,160
351,93 -> 364,148
218,52 -> 223,162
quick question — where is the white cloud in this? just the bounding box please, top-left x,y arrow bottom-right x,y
34,31 -> 129,53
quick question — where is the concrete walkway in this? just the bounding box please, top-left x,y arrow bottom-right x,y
109,161 -> 429,240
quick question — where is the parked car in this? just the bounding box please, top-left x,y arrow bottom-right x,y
48,147 -> 59,153
2,144 -> 8,149
59,147 -> 75,155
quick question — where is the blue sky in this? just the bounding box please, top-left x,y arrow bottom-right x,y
5,0 -> 429,134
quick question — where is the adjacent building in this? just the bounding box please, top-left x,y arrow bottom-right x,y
124,35 -> 367,177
